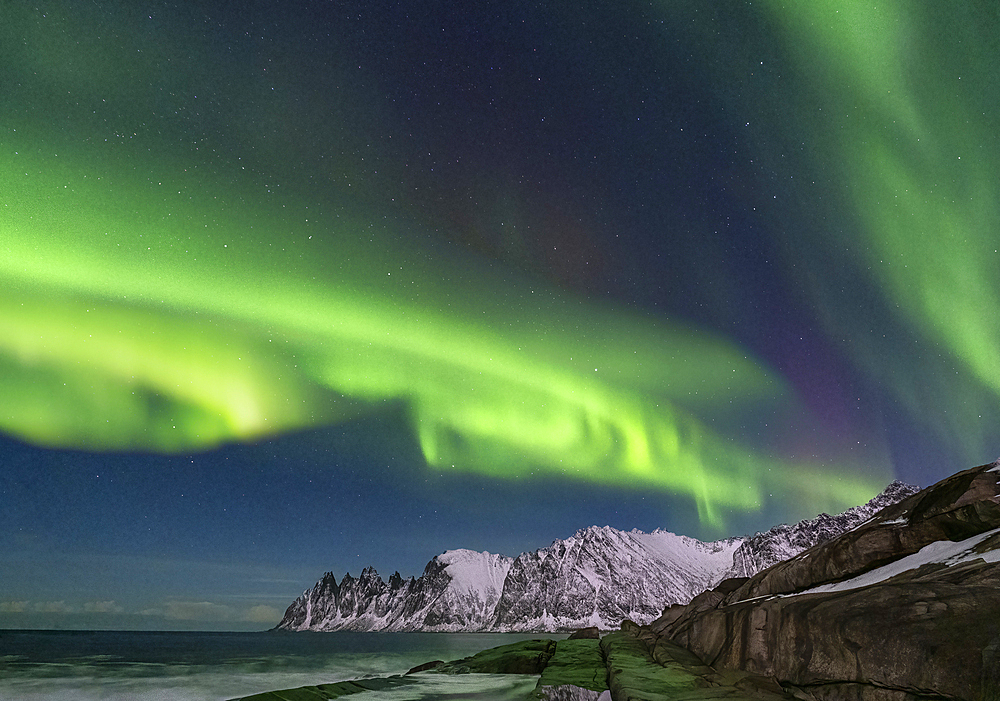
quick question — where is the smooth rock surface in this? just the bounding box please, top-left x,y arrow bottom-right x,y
231,675 -> 418,701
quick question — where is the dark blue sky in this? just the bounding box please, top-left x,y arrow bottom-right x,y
2,1 -> 998,629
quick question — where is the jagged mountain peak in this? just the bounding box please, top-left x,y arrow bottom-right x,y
430,549 -> 513,599
276,477 -> 917,633
724,479 -> 920,579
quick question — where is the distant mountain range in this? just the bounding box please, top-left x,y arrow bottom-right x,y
275,480 -> 918,632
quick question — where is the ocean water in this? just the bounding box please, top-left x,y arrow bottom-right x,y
0,630 -> 561,700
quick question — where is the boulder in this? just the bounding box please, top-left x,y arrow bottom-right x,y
434,638 -> 556,674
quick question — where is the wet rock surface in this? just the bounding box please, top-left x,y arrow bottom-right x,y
602,629 -> 796,701
232,675 -> 420,701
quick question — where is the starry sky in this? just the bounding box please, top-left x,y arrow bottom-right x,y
2,1 -> 998,630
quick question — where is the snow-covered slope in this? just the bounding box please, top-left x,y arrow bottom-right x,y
490,526 -> 741,631
277,550 -> 512,632
276,527 -> 740,632
724,480 -> 920,579
276,480 -> 917,632
795,526 -> 1000,597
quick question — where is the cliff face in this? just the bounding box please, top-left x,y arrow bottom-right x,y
645,461 -> 1000,701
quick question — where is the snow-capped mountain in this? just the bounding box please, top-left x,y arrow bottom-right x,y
490,526 -> 741,631
276,481 -> 917,632
276,530 -> 739,633
277,549 -> 512,632
724,480 -> 920,579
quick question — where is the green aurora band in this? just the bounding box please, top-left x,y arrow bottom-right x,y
1,139 -> 888,526
752,1 -> 1000,462
0,3 -> 892,527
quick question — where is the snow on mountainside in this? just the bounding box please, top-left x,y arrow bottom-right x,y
435,549 -> 511,598
277,550 -> 513,632
724,480 -> 920,579
794,526 -> 1000,597
490,526 -> 741,631
276,480 -> 917,632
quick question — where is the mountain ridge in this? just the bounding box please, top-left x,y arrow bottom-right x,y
724,479 -> 918,579
276,480 -> 918,632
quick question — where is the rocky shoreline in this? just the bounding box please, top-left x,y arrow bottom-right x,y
234,461 -> 1000,701
228,631 -> 806,701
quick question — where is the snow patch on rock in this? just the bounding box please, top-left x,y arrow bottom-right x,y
796,527 -> 1000,596
437,549 -> 511,598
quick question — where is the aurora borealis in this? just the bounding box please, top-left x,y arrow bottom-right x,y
2,0 -> 998,630
3,121 -> 851,525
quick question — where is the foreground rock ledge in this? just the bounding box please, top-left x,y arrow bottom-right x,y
231,633 -> 807,701
229,638 -> 609,701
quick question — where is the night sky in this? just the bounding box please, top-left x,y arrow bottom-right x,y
2,1 -> 998,630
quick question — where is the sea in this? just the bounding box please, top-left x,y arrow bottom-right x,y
0,629 -> 564,701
